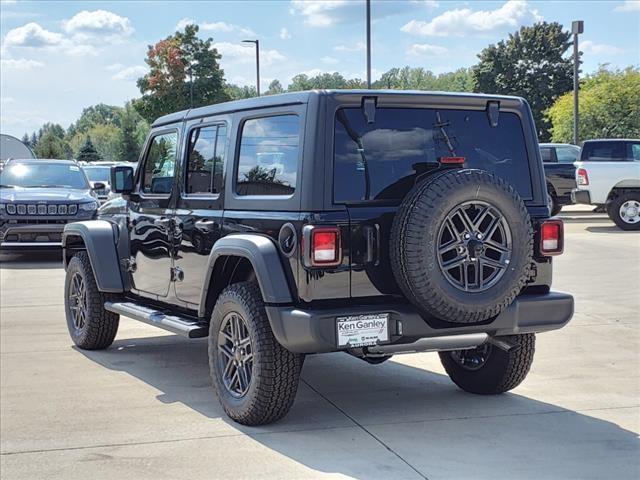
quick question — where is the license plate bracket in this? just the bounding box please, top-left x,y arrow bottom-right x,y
336,313 -> 389,348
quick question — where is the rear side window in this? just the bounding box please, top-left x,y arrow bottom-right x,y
556,146 -> 580,163
581,141 -> 634,161
186,125 -> 226,195
142,131 -> 178,194
540,147 -> 555,162
236,115 -> 299,196
334,108 -> 532,202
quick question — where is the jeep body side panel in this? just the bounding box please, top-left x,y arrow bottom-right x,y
62,220 -> 124,292
198,234 -> 294,317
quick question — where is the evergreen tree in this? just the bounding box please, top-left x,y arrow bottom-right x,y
34,132 -> 66,159
30,132 -> 37,148
76,135 -> 102,162
119,102 -> 142,162
21,133 -> 30,147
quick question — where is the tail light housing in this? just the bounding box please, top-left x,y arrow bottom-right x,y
302,226 -> 342,267
540,219 -> 564,256
577,168 -> 589,185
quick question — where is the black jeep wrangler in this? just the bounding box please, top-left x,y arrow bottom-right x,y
62,90 -> 573,426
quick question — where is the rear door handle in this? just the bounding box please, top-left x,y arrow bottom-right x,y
195,219 -> 216,232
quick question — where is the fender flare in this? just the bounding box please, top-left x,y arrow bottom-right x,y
62,220 -> 124,293
198,234 -> 293,317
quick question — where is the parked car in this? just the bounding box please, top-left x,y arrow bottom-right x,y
81,161 -> 121,203
572,139 -> 640,230
61,90 -> 573,425
539,143 -> 580,216
0,159 -> 101,250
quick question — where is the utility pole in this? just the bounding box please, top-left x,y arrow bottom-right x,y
243,39 -> 261,96
366,0 -> 371,88
572,20 -> 584,145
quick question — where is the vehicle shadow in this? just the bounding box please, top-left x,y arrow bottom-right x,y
0,251 -> 63,269
77,334 -> 640,479
586,225 -> 639,234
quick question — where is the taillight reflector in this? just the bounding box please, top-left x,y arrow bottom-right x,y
577,168 -> 589,186
540,219 -> 564,256
440,156 -> 466,164
310,227 -> 341,266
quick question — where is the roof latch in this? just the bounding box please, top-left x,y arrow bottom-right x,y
486,101 -> 500,127
362,97 -> 377,124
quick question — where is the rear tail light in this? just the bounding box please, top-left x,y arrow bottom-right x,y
439,156 -> 466,165
303,226 -> 342,267
577,168 -> 589,186
540,219 -> 564,256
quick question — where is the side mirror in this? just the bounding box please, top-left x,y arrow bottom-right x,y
91,181 -> 106,190
110,165 -> 134,194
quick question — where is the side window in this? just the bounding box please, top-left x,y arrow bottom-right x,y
236,115 -> 299,196
629,143 -> 640,161
540,147 -> 555,162
556,146 -> 579,163
142,131 -> 178,194
186,125 -> 227,195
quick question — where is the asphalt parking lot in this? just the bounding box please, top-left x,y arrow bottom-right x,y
1,207 -> 639,480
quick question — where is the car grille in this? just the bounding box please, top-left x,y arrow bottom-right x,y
5,204 -> 78,216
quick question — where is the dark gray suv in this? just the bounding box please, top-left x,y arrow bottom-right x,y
0,159 -> 101,250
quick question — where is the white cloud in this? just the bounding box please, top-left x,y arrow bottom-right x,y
213,42 -> 285,66
63,10 -> 133,42
321,56 -> 339,64
175,18 -> 255,36
280,27 -> 291,40
401,0 -> 542,37
334,41 -> 366,53
106,63 -> 125,71
614,1 -> 640,12
3,22 -> 63,47
290,0 -> 438,27
407,43 -> 448,57
1,58 -> 45,70
111,65 -> 147,81
581,40 -> 624,55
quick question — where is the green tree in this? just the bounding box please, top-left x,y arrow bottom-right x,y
76,135 -> 102,162
288,72 -> 348,91
265,79 -> 284,95
38,123 -> 66,140
473,22 -> 573,141
119,102 -> 146,162
30,132 -> 37,148
547,66 -> 640,143
373,66 -> 473,91
68,104 -> 123,137
21,133 -> 30,147
226,84 -> 257,100
34,131 -> 66,159
134,24 -> 229,123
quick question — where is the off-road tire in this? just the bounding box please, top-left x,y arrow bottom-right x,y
64,251 -> 119,350
439,334 -> 536,394
390,169 -> 533,324
607,192 -> 640,231
208,282 -> 303,426
548,191 -> 561,217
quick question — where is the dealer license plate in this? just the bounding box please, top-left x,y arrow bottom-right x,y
337,313 -> 389,348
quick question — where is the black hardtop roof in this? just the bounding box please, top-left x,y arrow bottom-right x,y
151,89 -> 526,127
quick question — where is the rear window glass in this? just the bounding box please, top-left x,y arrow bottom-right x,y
540,147 -> 554,162
581,141 -> 638,162
334,108 -> 532,203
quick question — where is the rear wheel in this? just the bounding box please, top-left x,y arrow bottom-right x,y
64,251 -> 119,350
547,191 -> 561,217
608,192 -> 640,231
208,282 -> 303,426
439,334 -> 535,394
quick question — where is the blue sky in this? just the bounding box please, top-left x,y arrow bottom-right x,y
1,0 -> 639,137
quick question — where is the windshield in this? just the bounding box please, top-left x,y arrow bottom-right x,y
0,163 -> 89,189
83,166 -> 111,182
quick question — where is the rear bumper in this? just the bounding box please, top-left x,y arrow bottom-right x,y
266,291 -> 574,354
571,189 -> 592,205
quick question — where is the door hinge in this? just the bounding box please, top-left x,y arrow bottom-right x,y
171,266 -> 184,282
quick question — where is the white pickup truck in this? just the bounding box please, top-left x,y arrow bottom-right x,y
572,139 -> 640,230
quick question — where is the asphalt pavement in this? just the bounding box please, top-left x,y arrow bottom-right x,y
1,207 -> 638,479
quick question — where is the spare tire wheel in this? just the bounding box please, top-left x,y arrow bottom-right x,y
390,169 -> 533,324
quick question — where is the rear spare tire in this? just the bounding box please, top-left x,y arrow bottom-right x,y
391,169 -> 533,324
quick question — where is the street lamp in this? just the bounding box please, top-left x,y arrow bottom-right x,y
243,39 -> 260,96
572,20 -> 584,145
366,0 -> 371,88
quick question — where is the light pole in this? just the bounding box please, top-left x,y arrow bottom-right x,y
366,0 -> 371,88
572,20 -> 584,145
243,39 -> 260,96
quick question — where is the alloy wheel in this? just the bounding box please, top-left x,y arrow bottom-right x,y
218,312 -> 254,398
68,272 -> 87,332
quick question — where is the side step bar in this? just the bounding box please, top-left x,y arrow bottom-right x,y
104,301 -> 208,339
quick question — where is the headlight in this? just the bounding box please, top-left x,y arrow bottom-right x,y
79,201 -> 99,212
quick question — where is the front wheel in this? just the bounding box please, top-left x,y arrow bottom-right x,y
608,193 -> 640,231
208,282 -> 303,426
64,251 -> 119,350
439,334 -> 535,394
